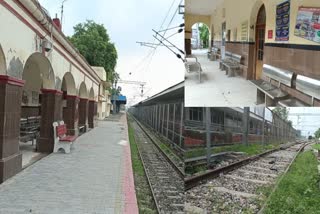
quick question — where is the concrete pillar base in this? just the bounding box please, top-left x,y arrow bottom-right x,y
185,38 -> 191,55
0,152 -> 22,183
0,75 -> 25,183
79,98 -> 89,133
38,89 -> 63,153
88,100 -> 95,129
63,95 -> 79,136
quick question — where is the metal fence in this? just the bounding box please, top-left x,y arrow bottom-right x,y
183,107 -> 297,148
130,105 -> 297,151
129,102 -> 185,151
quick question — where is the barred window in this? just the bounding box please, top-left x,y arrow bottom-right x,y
189,108 -> 203,121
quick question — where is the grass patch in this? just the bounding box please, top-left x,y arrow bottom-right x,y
312,144 -> 320,150
128,119 -> 145,176
127,117 -> 157,214
263,151 -> 320,214
185,143 -> 278,159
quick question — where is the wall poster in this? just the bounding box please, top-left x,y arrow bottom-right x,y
294,7 -> 320,43
275,1 -> 290,41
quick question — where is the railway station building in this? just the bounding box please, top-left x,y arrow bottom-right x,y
0,0 -> 112,183
185,0 -> 320,107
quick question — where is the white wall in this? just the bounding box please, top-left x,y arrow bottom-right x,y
0,1 -> 99,100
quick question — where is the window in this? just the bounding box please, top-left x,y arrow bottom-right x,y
211,109 -> 224,124
241,21 -> 248,41
189,108 -> 203,121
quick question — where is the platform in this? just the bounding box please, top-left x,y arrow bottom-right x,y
185,49 -> 258,107
0,112 -> 138,214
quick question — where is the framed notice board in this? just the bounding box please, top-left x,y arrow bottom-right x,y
275,1 -> 290,41
294,7 -> 320,43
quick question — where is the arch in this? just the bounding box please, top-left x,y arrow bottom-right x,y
249,0 -> 265,41
22,53 -> 55,90
0,44 -> 7,75
61,72 -> 77,96
89,87 -> 95,100
186,14 -> 211,32
191,22 -> 210,51
79,82 -> 88,98
22,53 -> 55,106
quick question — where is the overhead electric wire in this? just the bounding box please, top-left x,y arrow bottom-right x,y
131,0 -> 178,77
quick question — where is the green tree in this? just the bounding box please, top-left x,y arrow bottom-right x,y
272,107 -> 289,121
198,24 -> 209,48
69,20 -> 118,81
315,128 -> 320,139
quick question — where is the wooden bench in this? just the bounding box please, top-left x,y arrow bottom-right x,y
53,121 -> 77,154
250,64 -> 293,106
185,55 -> 203,83
20,116 -> 41,146
278,74 -> 320,107
219,52 -> 243,77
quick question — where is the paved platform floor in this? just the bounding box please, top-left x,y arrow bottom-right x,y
0,112 -> 138,214
185,49 -> 258,107
20,141 -> 46,169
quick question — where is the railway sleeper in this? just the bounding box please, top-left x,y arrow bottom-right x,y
214,187 -> 257,198
223,174 -> 271,185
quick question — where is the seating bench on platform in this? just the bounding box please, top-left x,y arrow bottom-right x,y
53,121 -> 77,154
20,116 -> 41,147
185,55 -> 203,83
278,74 -> 320,107
250,64 -> 293,106
208,46 -> 221,61
219,52 -> 243,77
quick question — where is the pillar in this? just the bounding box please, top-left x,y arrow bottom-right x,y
88,100 -> 95,129
63,95 -> 79,136
79,98 -> 88,132
185,38 -> 191,55
0,76 -> 24,183
242,107 -> 250,145
205,107 -> 211,168
38,89 -> 63,153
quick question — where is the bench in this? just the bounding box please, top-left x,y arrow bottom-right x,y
53,121 -> 77,154
250,64 -> 293,106
278,74 -> 320,107
79,125 -> 86,133
208,47 -> 221,61
20,116 -> 41,146
185,55 -> 203,83
219,52 -> 243,77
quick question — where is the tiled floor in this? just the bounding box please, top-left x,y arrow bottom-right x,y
185,49 -> 258,107
0,113 -> 138,214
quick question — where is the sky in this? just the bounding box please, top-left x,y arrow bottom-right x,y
288,108 -> 320,138
38,0 -> 185,106
252,107 -> 320,138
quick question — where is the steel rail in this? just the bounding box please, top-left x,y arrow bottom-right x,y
130,114 -> 185,178
185,141 -> 303,190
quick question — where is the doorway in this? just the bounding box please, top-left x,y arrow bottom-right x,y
255,5 -> 266,80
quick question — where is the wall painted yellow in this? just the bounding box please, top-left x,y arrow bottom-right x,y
187,0 -> 320,45
185,13 -> 211,39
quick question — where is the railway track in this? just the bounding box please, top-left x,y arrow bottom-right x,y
185,141 -> 309,214
129,115 -> 185,214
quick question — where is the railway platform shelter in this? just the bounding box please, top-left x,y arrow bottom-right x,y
0,0 -> 112,184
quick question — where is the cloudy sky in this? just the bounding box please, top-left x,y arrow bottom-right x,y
288,108 -> 320,138
39,0 -> 185,106
254,107 -> 320,137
